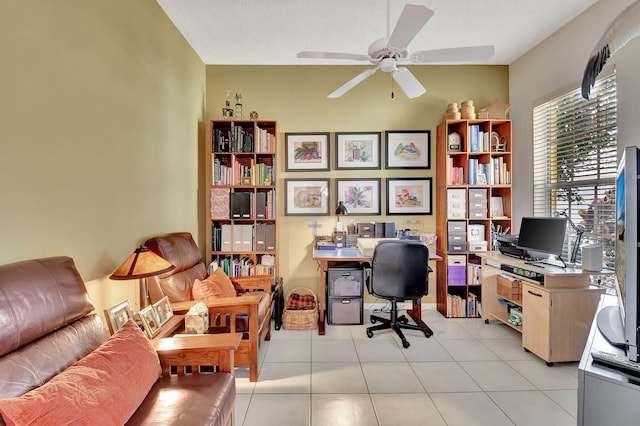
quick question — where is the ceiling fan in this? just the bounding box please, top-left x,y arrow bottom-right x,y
297,3 -> 495,99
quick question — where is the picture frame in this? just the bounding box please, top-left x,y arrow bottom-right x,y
335,132 -> 381,170
336,178 -> 381,215
103,298 -> 134,335
386,178 -> 433,215
385,130 -> 431,169
285,178 -> 330,216
285,132 -> 330,171
152,296 -> 173,326
138,305 -> 161,338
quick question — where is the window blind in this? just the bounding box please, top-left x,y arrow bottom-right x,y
532,73 -> 617,267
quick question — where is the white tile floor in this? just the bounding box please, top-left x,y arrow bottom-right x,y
233,305 -> 579,426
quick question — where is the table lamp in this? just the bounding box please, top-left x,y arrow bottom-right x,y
335,201 -> 348,232
110,245 -> 175,308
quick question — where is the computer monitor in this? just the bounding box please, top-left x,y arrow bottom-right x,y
517,217 -> 568,263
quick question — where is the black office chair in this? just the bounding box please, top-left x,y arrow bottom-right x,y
365,240 -> 433,348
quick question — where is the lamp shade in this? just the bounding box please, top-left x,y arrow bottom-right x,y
335,201 -> 348,216
110,246 -> 175,280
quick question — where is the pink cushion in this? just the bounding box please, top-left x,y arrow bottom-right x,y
192,268 -> 237,300
0,320 -> 160,426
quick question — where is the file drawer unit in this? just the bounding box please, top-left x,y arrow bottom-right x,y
436,119 -> 513,318
327,268 -> 363,325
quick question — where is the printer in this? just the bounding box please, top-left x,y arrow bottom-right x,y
496,234 -> 526,259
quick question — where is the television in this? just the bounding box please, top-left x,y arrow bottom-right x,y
597,146 -> 640,363
516,217 -> 568,265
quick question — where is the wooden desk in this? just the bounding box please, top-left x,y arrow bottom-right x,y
479,252 -> 605,364
313,248 -> 441,335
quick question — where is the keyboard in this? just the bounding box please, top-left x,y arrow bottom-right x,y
591,350 -> 640,376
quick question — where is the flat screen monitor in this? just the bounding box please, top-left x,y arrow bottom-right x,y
597,145 -> 640,363
517,217 -> 567,260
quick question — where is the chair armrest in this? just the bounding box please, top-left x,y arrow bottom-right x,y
152,333 -> 242,375
171,295 -> 262,314
232,275 -> 275,293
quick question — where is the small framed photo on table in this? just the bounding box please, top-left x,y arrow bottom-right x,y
104,299 -> 134,335
138,305 -> 161,338
152,296 -> 173,326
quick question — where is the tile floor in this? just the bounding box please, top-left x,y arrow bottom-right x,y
233,304 -> 579,426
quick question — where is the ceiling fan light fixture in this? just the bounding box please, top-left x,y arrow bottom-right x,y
380,57 -> 397,73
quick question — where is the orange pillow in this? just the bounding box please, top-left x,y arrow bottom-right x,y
192,268 -> 237,300
0,320 -> 160,426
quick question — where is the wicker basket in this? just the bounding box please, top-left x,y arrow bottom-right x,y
282,287 -> 318,330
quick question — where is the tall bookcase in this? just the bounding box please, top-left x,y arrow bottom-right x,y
435,119 -> 512,318
208,120 -> 278,278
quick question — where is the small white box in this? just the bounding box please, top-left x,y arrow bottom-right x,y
468,240 -> 488,252
448,209 -> 466,219
448,201 -> 466,210
467,224 -> 485,241
448,254 -> 466,266
447,189 -> 466,200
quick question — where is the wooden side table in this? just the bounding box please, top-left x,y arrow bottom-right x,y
152,333 -> 242,376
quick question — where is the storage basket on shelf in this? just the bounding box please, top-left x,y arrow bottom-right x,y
282,287 -> 318,330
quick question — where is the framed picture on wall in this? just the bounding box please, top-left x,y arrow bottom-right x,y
103,299 -> 134,335
284,178 -> 330,215
285,132 -> 330,171
385,130 -> 431,169
386,178 -> 433,215
336,178 -> 381,215
335,132 -> 381,170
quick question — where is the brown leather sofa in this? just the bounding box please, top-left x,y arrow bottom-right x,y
0,256 -> 236,426
145,232 -> 274,382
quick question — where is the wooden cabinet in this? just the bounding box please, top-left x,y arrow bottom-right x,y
480,252 -> 604,364
435,119 -> 512,318
207,120 -> 278,277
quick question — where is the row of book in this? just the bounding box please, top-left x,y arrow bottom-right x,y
213,255 -> 275,277
212,223 -> 276,252
469,125 -> 491,153
446,292 -> 481,318
210,189 -> 275,220
213,126 -> 276,153
212,155 -> 274,186
447,157 -> 511,185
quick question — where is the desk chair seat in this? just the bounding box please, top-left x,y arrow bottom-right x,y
365,240 -> 433,348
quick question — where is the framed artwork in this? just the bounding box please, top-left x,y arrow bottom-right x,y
138,305 -> 161,338
152,296 -> 173,326
336,178 -> 381,215
285,132 -> 330,171
385,130 -> 431,169
103,299 -> 134,335
386,178 -> 433,215
335,132 -> 381,170
285,178 -> 330,216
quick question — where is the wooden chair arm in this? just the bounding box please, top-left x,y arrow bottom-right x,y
232,275 -> 274,293
171,295 -> 262,315
152,333 -> 242,376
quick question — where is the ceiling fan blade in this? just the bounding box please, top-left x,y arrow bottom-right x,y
297,51 -> 370,61
388,4 -> 434,50
392,67 -> 426,99
328,67 -> 379,98
410,46 -> 495,63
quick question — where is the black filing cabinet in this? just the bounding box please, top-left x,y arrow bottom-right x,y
327,268 -> 363,325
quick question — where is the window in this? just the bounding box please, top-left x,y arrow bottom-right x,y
532,73 -> 617,267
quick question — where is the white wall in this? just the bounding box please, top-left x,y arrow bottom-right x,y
509,0 -> 640,225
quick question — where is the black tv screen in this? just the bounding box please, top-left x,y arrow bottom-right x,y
517,217 -> 567,258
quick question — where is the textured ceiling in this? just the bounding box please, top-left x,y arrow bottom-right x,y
156,0 -> 598,65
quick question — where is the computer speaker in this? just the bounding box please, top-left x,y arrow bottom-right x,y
582,244 -> 602,271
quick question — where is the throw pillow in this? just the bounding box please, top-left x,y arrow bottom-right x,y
192,268 -> 236,300
0,320 -> 160,426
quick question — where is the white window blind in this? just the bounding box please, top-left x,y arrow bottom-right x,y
532,73 -> 617,267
